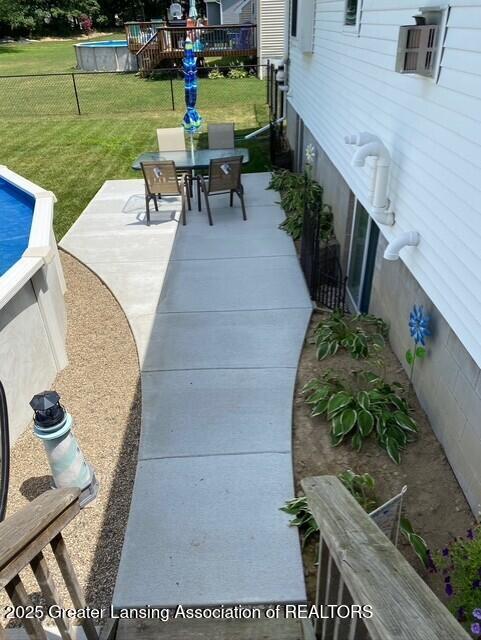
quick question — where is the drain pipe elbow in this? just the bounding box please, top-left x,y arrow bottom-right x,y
384,231 -> 420,261
372,207 -> 395,226
351,140 -> 391,168
344,132 -> 378,147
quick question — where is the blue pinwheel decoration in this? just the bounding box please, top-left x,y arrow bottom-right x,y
183,38 -> 202,134
406,304 -> 431,385
409,305 -> 431,345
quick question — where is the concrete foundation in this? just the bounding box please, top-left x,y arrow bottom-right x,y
288,108 -> 481,515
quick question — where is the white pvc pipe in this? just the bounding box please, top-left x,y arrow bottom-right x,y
244,117 -> 285,140
346,133 -> 392,224
384,231 -> 420,261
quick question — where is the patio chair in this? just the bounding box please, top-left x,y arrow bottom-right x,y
198,156 -> 246,226
156,127 -> 186,152
141,160 -> 189,226
156,126 -> 193,195
208,123 -> 235,150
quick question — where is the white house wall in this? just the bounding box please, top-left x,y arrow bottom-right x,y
259,0 -> 287,63
288,0 -> 481,369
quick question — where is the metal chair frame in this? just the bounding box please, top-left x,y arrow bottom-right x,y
141,160 -> 190,226
197,156 -> 247,226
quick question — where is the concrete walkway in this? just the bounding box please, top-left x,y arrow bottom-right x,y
61,173 -> 312,611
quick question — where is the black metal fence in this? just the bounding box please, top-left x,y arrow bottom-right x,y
266,61 -> 285,122
0,66 -> 268,117
300,207 -> 348,311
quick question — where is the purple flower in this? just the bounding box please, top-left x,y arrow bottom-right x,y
473,609 -> 481,621
442,547 -> 450,557
468,529 -> 475,540
445,583 -> 454,596
474,580 -> 481,589
457,607 -> 466,622
471,622 -> 481,637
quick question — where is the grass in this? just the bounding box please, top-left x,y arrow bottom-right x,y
0,40 -> 270,238
0,33 -> 119,75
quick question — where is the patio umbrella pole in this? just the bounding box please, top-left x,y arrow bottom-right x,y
183,38 -> 202,147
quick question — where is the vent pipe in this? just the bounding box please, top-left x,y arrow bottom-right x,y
345,133 -> 394,226
384,231 -> 420,261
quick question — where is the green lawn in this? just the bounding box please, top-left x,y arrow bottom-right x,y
0,40 -> 270,238
0,33 -> 120,75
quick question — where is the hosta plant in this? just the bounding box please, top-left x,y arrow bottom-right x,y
338,469 -> 378,512
267,169 -> 333,242
282,470 -> 429,566
303,371 -> 417,463
280,496 -> 319,547
314,309 -> 388,361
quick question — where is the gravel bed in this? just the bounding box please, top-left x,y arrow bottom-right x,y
2,251 -> 141,624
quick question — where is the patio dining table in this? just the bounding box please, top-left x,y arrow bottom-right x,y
131,148 -> 250,171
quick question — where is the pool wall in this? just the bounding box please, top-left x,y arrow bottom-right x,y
75,41 -> 138,72
0,166 -> 67,446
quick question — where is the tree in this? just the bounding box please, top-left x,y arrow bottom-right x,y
0,0 -> 101,34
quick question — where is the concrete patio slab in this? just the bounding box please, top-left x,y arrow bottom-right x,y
87,261 -> 169,318
61,233 -> 178,264
67,211 -> 178,235
159,257 -> 311,313
172,229 -> 295,260
133,308 -> 311,372
139,368 -> 297,459
113,453 -> 306,609
62,174 -> 311,616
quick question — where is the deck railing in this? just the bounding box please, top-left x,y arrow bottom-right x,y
124,22 -> 158,49
0,488 -> 117,640
302,476 -> 471,640
126,23 -> 257,72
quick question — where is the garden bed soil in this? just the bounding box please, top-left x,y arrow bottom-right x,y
2,252 -> 141,624
293,309 -> 473,604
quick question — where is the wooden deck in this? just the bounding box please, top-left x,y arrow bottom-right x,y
125,23 -> 257,74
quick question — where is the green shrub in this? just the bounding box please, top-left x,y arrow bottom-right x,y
303,370 -> 417,463
227,66 -> 249,79
282,470 -> 428,565
435,528 -> 481,636
208,67 -> 224,80
268,169 -> 334,242
314,309 -> 388,361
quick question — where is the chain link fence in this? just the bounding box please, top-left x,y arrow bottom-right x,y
0,66 -> 268,118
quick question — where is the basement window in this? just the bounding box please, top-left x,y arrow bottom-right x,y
344,0 -> 362,34
291,0 -> 298,38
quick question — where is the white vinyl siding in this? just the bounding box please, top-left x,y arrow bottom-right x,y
289,1 -> 481,367
258,0 -> 287,61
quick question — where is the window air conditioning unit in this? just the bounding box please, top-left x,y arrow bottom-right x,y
396,23 -> 438,77
395,6 -> 448,78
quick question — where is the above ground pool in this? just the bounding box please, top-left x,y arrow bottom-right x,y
0,177 -> 34,277
75,40 -> 138,72
0,166 -> 67,449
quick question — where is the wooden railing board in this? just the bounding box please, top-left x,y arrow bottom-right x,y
0,491 -> 80,589
0,488 -> 80,572
51,534 -> 99,640
0,489 -> 100,640
5,575 -> 48,640
30,551 -> 73,640
302,476 -> 470,640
